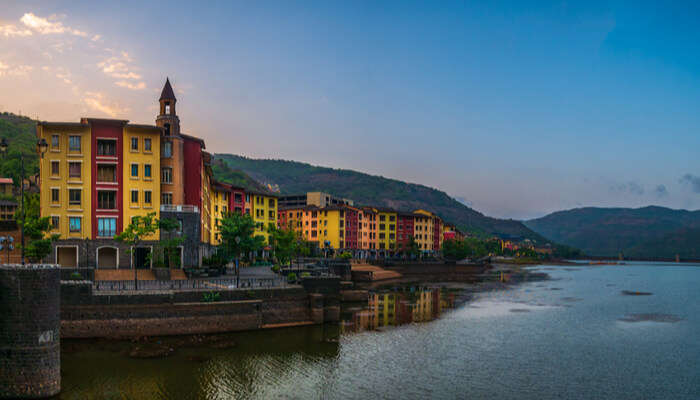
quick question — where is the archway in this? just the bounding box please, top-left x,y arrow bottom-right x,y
56,246 -> 78,267
97,246 -> 118,269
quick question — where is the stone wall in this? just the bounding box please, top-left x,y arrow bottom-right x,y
0,264 -> 61,399
59,283 -> 336,338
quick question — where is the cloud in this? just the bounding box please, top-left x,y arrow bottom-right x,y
653,184 -> 668,198
83,92 -> 127,117
115,80 -> 146,90
608,181 -> 645,196
91,34 -> 101,42
19,13 -> 87,37
680,174 -> 700,193
0,61 -> 33,77
98,55 -> 142,80
0,23 -> 32,37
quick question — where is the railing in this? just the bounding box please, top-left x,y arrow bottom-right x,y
93,277 -> 286,291
160,204 -> 200,213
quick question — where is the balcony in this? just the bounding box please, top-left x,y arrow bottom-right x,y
160,204 -> 199,213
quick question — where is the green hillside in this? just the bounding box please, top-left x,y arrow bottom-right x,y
525,206 -> 700,259
213,154 -> 549,242
0,112 -> 40,186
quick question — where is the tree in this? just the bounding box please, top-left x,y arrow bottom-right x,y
17,193 -> 58,263
115,212 -> 159,288
153,217 -> 184,269
217,212 -> 264,263
407,235 -> 420,258
268,224 -> 297,267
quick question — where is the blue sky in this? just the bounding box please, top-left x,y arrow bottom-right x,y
1,1 -> 699,219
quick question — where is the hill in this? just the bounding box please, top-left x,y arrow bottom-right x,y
213,154 -> 549,242
0,112 -> 40,186
525,206 -> 700,259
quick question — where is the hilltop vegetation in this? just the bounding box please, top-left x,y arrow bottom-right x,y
525,206 -> 700,259
0,113 -> 39,186
213,154 -> 549,242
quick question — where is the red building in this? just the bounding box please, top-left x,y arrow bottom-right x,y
88,118 -> 125,239
396,212 -> 415,251
344,206 -> 360,249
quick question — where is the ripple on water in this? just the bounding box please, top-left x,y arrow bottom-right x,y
618,313 -> 683,323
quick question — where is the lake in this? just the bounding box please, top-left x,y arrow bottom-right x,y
60,262 -> 700,399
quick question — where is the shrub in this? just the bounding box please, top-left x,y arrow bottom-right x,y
300,272 -> 311,278
202,291 -> 221,303
69,271 -> 82,280
287,272 -> 297,283
271,265 -> 280,273
338,252 -> 352,260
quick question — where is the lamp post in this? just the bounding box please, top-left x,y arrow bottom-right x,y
235,236 -> 241,287
0,137 -> 48,265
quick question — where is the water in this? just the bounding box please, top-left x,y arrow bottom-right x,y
60,262 -> 700,399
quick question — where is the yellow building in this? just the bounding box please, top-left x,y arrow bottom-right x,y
38,121 -> 92,244
209,182 -> 230,245
413,209 -> 436,252
249,191 -> 278,244
377,209 -> 397,252
122,125 -> 161,241
316,207 -> 345,249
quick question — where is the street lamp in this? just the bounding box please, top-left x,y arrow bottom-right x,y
0,138 -> 49,265
235,236 -> 241,287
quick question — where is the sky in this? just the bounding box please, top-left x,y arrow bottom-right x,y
1,1 -> 699,220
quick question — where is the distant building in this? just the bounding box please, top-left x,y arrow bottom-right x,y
0,200 -> 17,220
0,178 -> 12,195
278,191 -> 354,209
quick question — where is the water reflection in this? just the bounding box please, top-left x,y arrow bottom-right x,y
341,287 -> 456,333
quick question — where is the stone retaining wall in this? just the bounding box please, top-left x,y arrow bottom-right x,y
60,279 -> 340,339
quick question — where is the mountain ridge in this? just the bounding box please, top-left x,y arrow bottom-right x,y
212,153 -> 549,242
525,205 -> 700,259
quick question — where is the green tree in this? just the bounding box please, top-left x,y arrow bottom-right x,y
115,212 -> 159,287
268,224 -> 297,267
154,217 -> 185,269
17,193 -> 58,263
217,212 -> 264,263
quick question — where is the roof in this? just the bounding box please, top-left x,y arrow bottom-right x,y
247,190 -> 278,198
180,133 -> 206,149
159,78 -> 176,101
126,124 -> 163,132
37,121 -> 87,128
0,178 -> 12,184
80,118 -> 129,126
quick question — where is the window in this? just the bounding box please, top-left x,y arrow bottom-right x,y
131,164 -> 138,178
69,217 -> 81,233
164,123 -> 171,136
51,161 -> 59,176
69,136 -> 81,151
144,164 -> 151,178
131,137 -> 138,151
96,139 -> 116,156
234,193 -> 242,203
51,216 -> 59,230
162,193 -> 172,205
380,215 -> 386,222
165,102 -> 171,114
379,224 -> 385,231
97,164 -> 116,182
68,189 -> 81,206
131,190 -> 138,204
51,135 -> 59,148
269,210 -> 275,219
51,188 -> 59,203
68,162 -> 81,178
162,141 -> 172,157
97,191 -> 116,209
142,190 -> 152,205
144,138 -> 152,152
268,199 -> 275,207
162,167 -> 172,183
97,218 -> 116,237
